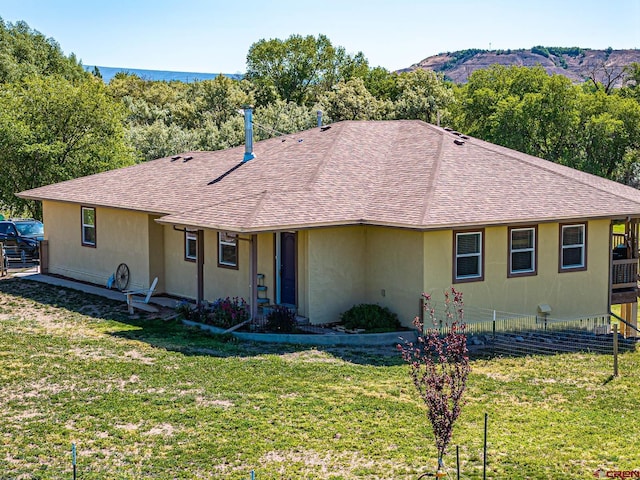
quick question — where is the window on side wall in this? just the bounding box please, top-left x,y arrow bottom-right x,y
185,232 -> 197,262
81,206 -> 96,247
560,223 -> 587,271
454,230 -> 484,282
509,226 -> 537,277
218,232 -> 238,269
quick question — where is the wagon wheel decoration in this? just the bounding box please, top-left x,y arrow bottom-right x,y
114,263 -> 130,291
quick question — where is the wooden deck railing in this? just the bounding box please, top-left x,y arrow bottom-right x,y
612,233 -> 627,248
612,258 -> 638,289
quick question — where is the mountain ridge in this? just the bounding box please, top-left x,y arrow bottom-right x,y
401,47 -> 640,85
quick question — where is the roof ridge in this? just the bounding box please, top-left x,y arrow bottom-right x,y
244,190 -> 269,228
466,135 -> 640,207
308,123 -> 345,186
420,128 -> 445,224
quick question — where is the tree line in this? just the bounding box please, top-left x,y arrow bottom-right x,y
1,19 -> 639,218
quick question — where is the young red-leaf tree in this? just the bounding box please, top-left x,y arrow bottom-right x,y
398,287 -> 470,475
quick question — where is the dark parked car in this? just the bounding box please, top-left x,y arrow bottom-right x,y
0,219 -> 43,262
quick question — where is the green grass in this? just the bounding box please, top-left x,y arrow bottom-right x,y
0,278 -> 639,479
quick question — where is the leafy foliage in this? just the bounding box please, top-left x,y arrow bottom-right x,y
175,300 -> 209,324
394,69 -> 454,123
398,287 -> 470,471
176,297 -> 249,329
451,64 -> 640,184
340,304 -> 401,332
246,34 -> 369,106
0,75 -> 134,218
319,78 -> 392,121
0,17 -> 88,84
265,305 -> 297,333
208,297 -> 249,329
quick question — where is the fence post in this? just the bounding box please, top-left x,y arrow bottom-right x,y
72,443 -> 77,480
613,324 -> 619,377
483,412 -> 488,480
492,310 -> 496,339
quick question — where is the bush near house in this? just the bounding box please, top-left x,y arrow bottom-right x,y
208,297 -> 249,329
340,303 -> 402,332
265,305 -> 297,333
175,297 -> 249,329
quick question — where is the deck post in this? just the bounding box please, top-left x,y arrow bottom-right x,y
197,229 -> 204,304
613,323 -> 619,377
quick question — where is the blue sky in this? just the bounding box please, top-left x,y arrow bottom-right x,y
1,0 -> 639,74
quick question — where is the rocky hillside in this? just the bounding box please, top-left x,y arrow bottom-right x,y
402,47 -> 640,86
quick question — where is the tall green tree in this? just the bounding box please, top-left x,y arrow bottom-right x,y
318,77 -> 392,121
453,64 -> 640,184
394,69 -> 454,124
0,76 -> 135,218
575,90 -> 640,180
454,65 -> 581,162
620,62 -> 640,101
245,34 -> 368,106
0,18 -> 87,83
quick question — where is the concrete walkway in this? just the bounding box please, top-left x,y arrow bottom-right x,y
16,270 -> 177,309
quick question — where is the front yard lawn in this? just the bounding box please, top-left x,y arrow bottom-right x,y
0,278 -> 638,479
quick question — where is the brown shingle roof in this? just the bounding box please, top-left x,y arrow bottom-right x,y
19,120 -> 640,232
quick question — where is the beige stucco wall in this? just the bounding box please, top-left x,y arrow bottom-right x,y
41,199 -> 612,324
203,230 -> 250,301
422,220 -> 611,320
306,227 -> 367,324
42,200 -> 152,290
148,216 -> 165,293
163,225 -> 196,298
303,226 -> 424,326
162,230 -> 274,306
364,226 -> 424,325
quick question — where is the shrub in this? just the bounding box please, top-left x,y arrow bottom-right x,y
265,305 -> 297,333
398,287 -> 470,476
175,300 -> 208,323
208,297 -> 249,329
340,304 -> 401,332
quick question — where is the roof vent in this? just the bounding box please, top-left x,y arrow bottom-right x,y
183,156 -> 193,162
243,106 -> 255,162
444,127 -> 453,132
320,126 -> 331,132
454,139 -> 465,145
171,155 -> 181,161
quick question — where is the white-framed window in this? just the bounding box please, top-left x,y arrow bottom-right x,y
454,230 -> 483,282
185,232 -> 197,262
218,232 -> 238,269
81,206 -> 96,247
509,226 -> 536,276
560,223 -> 586,271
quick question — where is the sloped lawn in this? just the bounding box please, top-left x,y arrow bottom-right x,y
0,278 -> 638,479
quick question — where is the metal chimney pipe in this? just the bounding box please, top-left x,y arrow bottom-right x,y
317,110 -> 323,127
243,106 -> 255,162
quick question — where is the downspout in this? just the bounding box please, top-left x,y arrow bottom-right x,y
250,234 -> 258,320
